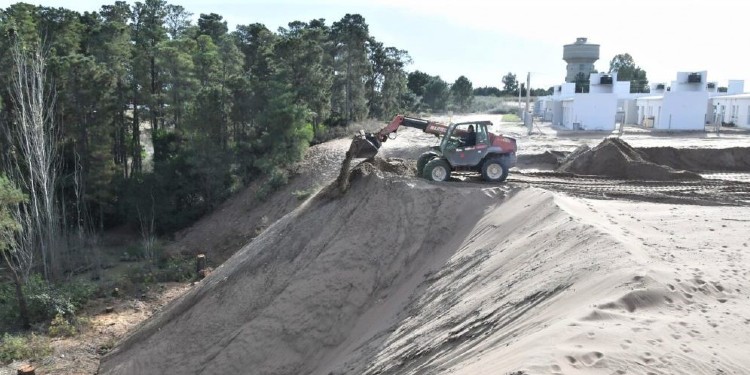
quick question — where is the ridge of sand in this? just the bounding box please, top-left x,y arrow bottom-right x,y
99,157 -> 750,374
557,138 -> 702,180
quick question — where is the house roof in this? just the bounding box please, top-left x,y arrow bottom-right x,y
636,95 -> 664,101
712,93 -> 750,100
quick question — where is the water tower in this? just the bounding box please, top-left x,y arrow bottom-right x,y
563,37 -> 599,83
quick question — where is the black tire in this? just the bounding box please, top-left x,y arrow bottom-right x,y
423,159 -> 451,182
416,153 -> 436,176
481,157 -> 509,182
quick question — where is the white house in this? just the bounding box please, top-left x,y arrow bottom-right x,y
712,93 -> 750,129
550,83 -> 575,127
558,73 -> 625,131
636,71 -> 710,130
708,80 -> 745,125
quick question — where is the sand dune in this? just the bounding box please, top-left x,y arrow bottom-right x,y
99,155 -> 750,374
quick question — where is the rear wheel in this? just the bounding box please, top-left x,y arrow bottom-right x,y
416,153 -> 436,176
423,159 -> 451,182
482,158 -> 508,182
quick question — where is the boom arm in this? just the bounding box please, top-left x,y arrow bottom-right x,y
349,115 -> 448,158
371,115 -> 449,142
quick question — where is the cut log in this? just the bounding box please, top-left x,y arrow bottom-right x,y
196,254 -> 207,278
17,364 -> 35,375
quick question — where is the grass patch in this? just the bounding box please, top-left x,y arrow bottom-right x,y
501,114 -> 522,122
0,333 -> 52,364
291,188 -> 316,201
470,96 -> 518,114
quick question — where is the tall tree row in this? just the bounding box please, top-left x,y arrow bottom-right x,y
0,4 -> 413,289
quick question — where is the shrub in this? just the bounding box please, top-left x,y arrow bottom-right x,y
291,188 -> 315,201
0,333 -> 52,364
48,313 -> 77,337
155,257 -> 194,282
502,114 -> 522,122
0,275 -> 98,327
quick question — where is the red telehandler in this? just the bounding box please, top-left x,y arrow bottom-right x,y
349,115 -> 517,182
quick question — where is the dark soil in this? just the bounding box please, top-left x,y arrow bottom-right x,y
557,138 -> 702,180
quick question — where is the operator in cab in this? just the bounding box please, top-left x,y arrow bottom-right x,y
461,124 -> 476,147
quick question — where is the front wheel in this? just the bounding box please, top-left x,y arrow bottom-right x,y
482,158 -> 509,182
416,153 -> 436,176
423,159 -> 451,182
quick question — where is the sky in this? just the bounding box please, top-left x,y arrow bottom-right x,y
8,0 -> 750,90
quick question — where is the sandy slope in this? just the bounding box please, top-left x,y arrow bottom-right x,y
99,153 -> 750,374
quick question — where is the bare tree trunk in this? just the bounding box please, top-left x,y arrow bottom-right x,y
5,38 -> 61,280
9,265 -> 31,329
137,193 -> 156,266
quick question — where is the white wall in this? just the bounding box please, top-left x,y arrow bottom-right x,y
619,99 -> 639,125
672,71 -> 708,92
561,93 -> 618,130
728,80 -> 745,95
658,91 -> 709,130
712,95 -> 750,129
636,96 -> 663,127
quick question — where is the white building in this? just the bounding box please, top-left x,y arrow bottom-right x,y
712,94 -> 750,128
550,83 -> 575,126
636,71 -> 710,130
557,73 -> 627,131
711,81 -> 749,129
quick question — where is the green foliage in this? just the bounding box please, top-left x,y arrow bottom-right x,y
407,70 -> 431,96
502,72 -> 519,95
48,313 -> 78,337
256,167 -> 290,201
124,256 -> 194,285
0,333 -> 52,364
422,76 -> 449,111
609,53 -> 649,93
474,86 -> 502,96
331,14 -> 371,122
469,96 -> 517,114
502,114 -> 522,122
292,188 -> 315,201
0,275 -> 96,326
0,175 -> 26,250
450,75 -> 474,112
0,5 -> 414,241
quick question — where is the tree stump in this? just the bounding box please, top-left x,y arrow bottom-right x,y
17,364 -> 35,375
196,254 -> 207,278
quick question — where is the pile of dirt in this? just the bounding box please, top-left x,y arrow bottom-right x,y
327,156 -> 416,198
516,150 -> 567,168
557,138 -> 702,180
639,146 -> 750,172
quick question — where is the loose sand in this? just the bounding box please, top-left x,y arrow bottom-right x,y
100,152 -> 750,374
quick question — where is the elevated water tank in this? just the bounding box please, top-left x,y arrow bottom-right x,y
563,37 -> 600,83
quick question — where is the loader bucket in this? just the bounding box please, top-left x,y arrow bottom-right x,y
349,133 -> 380,159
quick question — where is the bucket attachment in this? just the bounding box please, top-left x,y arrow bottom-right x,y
349,132 -> 381,159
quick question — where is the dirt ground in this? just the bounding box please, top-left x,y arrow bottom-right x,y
10,116 -> 750,374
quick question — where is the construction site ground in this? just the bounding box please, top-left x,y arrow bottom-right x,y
8,115 -> 750,375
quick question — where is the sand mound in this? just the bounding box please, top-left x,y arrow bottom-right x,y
100,167 -> 750,374
557,138 -> 702,180
100,166 -> 507,374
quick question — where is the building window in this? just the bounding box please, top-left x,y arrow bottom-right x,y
579,64 -> 584,70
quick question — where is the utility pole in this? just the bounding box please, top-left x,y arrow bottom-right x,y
517,83 -> 522,117
525,72 -> 532,135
